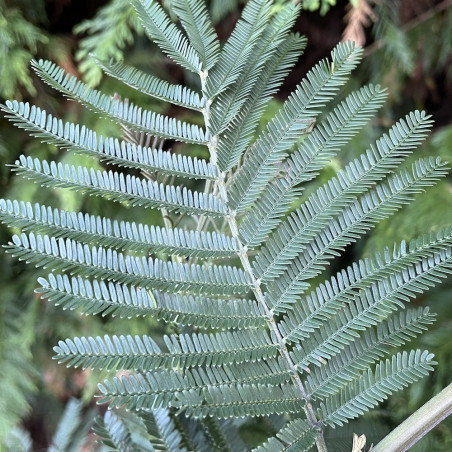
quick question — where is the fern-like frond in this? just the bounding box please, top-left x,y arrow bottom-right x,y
290,247 -> 452,369
240,84 -> 388,248
6,233 -> 250,296
12,156 -> 226,217
204,0 -> 273,98
48,399 -> 84,452
319,350 -> 436,427
1,1 -> 449,446
200,418 -> 236,452
73,0 -> 140,86
150,289 -> 265,329
0,199 -> 236,258
228,42 -> 362,213
98,359 -> 291,412
216,32 -> 306,171
177,383 -> 304,419
2,101 -> 215,180
172,0 -> 219,70
53,330 -> 279,370
94,410 -> 134,451
96,59 -> 203,110
95,409 -> 182,451
267,157 -> 448,312
305,307 -> 435,399
185,358 -> 291,388
31,60 -> 207,145
36,274 -> 266,329
187,358 -> 291,387
252,418 -> 317,452
140,410 -> 188,452
209,3 -> 300,135
278,228 -> 452,342
132,0 -> 202,73
101,381 -> 305,419
254,111 -> 434,281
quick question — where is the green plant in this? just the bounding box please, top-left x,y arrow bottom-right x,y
75,0 -> 341,86
0,0 -> 48,98
3,398 -> 96,452
1,0 -> 451,450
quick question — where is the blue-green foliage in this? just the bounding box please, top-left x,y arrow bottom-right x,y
1,0 -> 449,450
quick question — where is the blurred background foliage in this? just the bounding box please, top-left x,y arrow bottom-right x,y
0,0 -> 451,450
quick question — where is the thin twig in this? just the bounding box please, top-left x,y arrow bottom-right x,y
200,70 -> 328,452
364,0 -> 452,57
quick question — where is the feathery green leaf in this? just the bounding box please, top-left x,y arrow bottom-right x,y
305,308 -> 435,399
32,60 -> 207,144
97,59 -> 204,110
255,111 -> 434,281
278,229 -> 452,343
172,0 -> 220,70
228,42 -> 363,212
267,157 -> 448,312
100,58 -> 204,110
209,4 -> 301,135
98,359 -> 291,412
319,350 -> 436,427
54,330 -> 279,371
37,274 -> 266,329
177,383 -> 305,419
2,100 -> 214,179
216,32 -> 305,171
0,199 -> 236,258
12,155 -> 226,217
239,84 -> 388,248
290,247 -> 452,369
252,418 -> 317,452
133,0 -> 202,73
6,233 -> 250,296
204,0 -> 273,97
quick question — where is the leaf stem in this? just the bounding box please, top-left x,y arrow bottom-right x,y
200,70 -> 328,452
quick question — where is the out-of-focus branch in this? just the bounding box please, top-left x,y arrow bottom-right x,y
364,0 -> 452,56
373,383 -> 452,452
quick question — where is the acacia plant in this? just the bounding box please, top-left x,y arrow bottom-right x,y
1,0 -> 451,450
